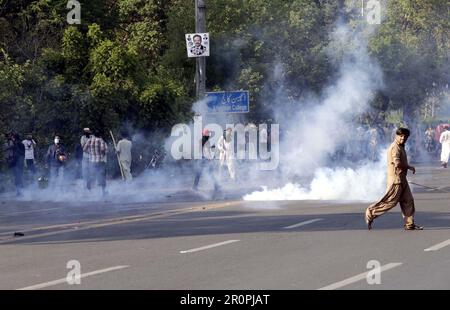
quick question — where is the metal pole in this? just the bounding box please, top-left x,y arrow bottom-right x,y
195,0 -> 206,99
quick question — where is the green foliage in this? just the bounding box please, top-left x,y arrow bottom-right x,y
368,0 -> 450,120
0,51 -> 27,133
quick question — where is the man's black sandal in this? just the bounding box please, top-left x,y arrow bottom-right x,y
404,224 -> 424,230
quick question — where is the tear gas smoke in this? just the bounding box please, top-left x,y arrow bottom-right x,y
244,22 -> 387,201
244,158 -> 386,202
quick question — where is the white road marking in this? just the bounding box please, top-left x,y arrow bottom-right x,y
283,218 -> 323,229
318,263 -> 402,290
17,265 -> 129,290
180,240 -> 240,254
424,239 -> 450,252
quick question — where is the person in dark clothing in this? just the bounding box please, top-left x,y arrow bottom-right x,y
46,135 -> 66,188
192,129 -> 221,197
4,133 -> 25,196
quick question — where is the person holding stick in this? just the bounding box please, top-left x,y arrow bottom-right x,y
115,131 -> 133,181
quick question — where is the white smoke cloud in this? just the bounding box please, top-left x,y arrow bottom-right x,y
279,24 -> 383,176
244,22 -> 387,202
244,159 -> 386,201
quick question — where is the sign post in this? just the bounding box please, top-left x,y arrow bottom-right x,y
205,91 -> 250,114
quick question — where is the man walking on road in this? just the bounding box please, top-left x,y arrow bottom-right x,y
365,128 -> 423,231
116,132 -> 133,181
84,129 -> 108,196
439,125 -> 450,168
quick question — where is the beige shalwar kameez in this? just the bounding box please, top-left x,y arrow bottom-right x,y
116,138 -> 133,181
365,141 -> 415,228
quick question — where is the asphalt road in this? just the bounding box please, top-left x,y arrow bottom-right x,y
1,163 -> 450,290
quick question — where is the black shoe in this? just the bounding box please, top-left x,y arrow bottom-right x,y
404,224 -> 424,230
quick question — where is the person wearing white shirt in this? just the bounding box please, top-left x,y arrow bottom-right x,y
439,125 -> 450,168
22,134 -> 36,176
217,128 -> 236,180
115,132 -> 133,181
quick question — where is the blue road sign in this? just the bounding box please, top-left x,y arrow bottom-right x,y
205,91 -> 249,113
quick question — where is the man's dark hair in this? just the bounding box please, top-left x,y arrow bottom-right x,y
193,34 -> 202,41
93,129 -> 103,137
121,131 -> 129,139
396,127 -> 410,137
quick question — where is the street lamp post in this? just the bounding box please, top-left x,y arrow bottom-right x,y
195,0 -> 206,99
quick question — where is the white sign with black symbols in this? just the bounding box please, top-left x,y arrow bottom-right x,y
186,33 -> 210,57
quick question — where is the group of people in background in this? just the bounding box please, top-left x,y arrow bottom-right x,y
422,123 -> 450,168
2,129 -> 133,197
326,123 -> 390,163
192,127 -> 240,198
338,122 -> 450,165
3,120 -> 450,198
192,125 -> 270,196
